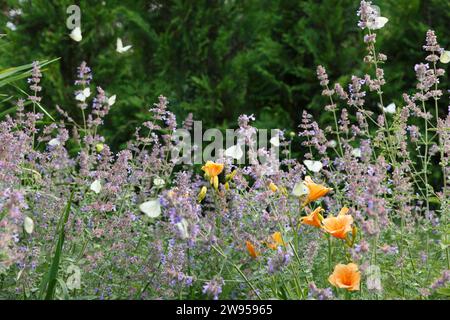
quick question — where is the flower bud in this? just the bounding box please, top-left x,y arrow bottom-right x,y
197,186 -> 207,203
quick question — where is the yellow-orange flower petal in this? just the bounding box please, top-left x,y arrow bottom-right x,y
300,206 -> 324,228
302,176 -> 332,206
266,231 -> 285,249
338,207 -> 350,216
328,263 -> 361,291
246,240 -> 259,258
268,182 -> 278,193
322,209 -> 353,240
202,161 -> 224,178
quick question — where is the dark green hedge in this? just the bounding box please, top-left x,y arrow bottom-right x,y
1,0 -> 449,148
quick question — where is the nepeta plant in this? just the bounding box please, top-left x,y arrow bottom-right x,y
0,1 -> 448,300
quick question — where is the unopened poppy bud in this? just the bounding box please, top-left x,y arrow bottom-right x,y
346,226 -> 358,247
351,226 -> 358,243
289,131 -> 296,138
224,182 -> 230,190
268,182 -> 278,192
95,143 -> 104,153
197,186 -> 207,203
213,176 -> 219,191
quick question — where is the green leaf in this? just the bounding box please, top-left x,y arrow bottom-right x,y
436,287 -> 450,297
39,191 -> 74,300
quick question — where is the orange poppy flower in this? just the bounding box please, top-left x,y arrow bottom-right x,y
246,240 -> 259,258
302,176 -> 332,206
328,263 -> 361,291
266,232 -> 285,250
300,206 -> 324,228
322,207 -> 353,239
201,161 -> 224,190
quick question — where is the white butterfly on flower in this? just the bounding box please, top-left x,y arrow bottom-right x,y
176,218 -> 189,239
366,5 -> 388,30
303,160 -> 323,173
225,144 -> 243,160
270,135 -> 280,147
153,177 -> 165,188
90,179 -> 102,194
379,102 -> 396,114
368,16 -> 388,30
139,199 -> 161,218
75,88 -> 91,102
69,27 -> 82,42
440,50 -> 450,64
328,140 -> 337,148
24,216 -> 34,234
48,138 -> 60,147
107,94 -> 116,107
66,265 -> 81,290
352,148 -> 362,158
116,38 -> 132,53
292,181 -> 309,198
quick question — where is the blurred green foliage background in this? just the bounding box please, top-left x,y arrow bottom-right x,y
0,0 -> 449,149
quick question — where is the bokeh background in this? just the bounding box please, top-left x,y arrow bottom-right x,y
1,0 -> 449,150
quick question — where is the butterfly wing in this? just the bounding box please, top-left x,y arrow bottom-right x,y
122,45 -> 132,52
108,95 -> 117,106
440,51 -> 450,64
70,27 -> 82,42
83,87 -> 91,98
304,160 -> 323,173
116,38 -> 123,52
383,103 -> 396,114
75,91 -> 86,102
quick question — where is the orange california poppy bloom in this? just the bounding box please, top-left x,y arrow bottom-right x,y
322,207 -> 353,239
266,231 -> 285,250
300,206 -> 324,228
246,240 -> 259,258
302,176 -> 332,206
328,263 -> 361,291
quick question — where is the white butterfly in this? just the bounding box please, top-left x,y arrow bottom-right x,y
116,38 -> 132,53
176,218 -> 189,239
48,138 -> 60,147
292,181 -> 309,198
90,179 -> 102,194
270,135 -> 280,147
66,265 -> 81,290
107,94 -> 116,107
6,21 -> 17,31
153,177 -> 165,187
303,160 -> 323,173
352,148 -> 362,158
139,199 -> 161,218
75,88 -> 91,102
368,16 -> 388,30
328,140 -> 337,148
440,50 -> 450,64
380,102 -> 396,114
24,216 -> 34,234
225,144 -> 243,160
69,27 -> 82,42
